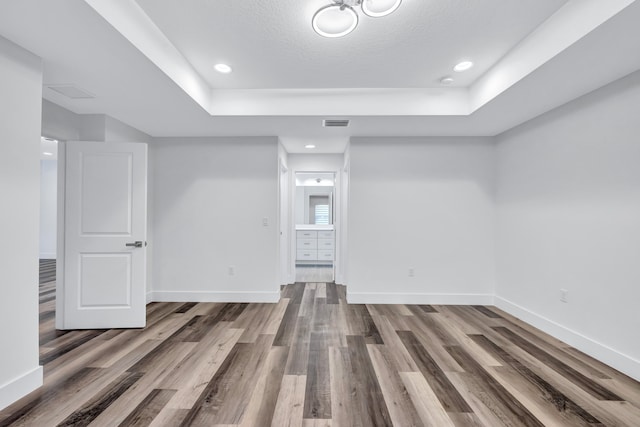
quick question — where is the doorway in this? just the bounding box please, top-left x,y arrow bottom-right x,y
294,172 -> 336,283
39,137 -> 58,272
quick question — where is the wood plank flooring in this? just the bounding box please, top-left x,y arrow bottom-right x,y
2,281 -> 640,426
39,259 -> 56,285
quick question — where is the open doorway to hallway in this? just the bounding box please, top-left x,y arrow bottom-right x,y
294,171 -> 336,283
39,136 -> 60,342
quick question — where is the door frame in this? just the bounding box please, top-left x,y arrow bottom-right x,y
288,169 -> 343,284
55,141 -> 67,329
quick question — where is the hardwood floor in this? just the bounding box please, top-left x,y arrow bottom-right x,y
295,266 -> 334,283
2,281 -> 640,426
39,259 -> 56,284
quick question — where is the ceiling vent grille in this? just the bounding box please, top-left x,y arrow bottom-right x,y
323,119 -> 350,127
46,84 -> 95,99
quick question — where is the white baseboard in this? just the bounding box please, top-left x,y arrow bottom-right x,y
148,290 -> 280,303
347,291 -> 494,305
495,296 -> 640,382
146,291 -> 153,304
0,366 -> 43,411
39,252 -> 56,259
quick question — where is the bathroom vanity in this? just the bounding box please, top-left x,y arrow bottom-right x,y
296,225 -> 334,263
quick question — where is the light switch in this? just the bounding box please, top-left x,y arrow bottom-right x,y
262,217 -> 269,227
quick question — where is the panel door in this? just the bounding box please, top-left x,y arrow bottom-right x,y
61,141 -> 147,329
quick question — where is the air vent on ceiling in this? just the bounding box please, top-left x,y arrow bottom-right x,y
323,119 -> 350,127
46,84 -> 95,99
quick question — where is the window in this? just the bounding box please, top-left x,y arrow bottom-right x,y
314,204 -> 329,225
309,195 -> 330,225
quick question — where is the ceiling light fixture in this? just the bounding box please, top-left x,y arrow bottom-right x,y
305,144 -> 316,149
214,63 -> 232,74
43,152 -> 54,156
453,61 -> 474,72
440,77 -> 454,85
312,0 -> 401,38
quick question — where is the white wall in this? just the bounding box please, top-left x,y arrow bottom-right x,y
41,100 -> 80,141
39,159 -> 57,258
104,116 -> 151,143
41,103 -> 151,144
0,36 -> 43,409
287,153 -> 344,173
347,137 -> 496,304
150,137 -> 280,302
495,70 -> 640,380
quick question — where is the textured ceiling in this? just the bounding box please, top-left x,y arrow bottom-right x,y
1,0 -> 639,152
134,0 -> 568,89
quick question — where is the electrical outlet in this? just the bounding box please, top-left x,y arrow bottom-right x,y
560,288 -> 568,303
228,265 -> 236,276
408,268 -> 415,277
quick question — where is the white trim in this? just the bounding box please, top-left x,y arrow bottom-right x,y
0,366 -> 43,410
495,296 -> 640,382
146,291 -> 154,304
55,141 -> 67,330
39,252 -> 56,259
347,291 -> 494,305
149,291 -> 280,303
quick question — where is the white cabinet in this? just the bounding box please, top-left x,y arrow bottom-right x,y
296,229 -> 334,262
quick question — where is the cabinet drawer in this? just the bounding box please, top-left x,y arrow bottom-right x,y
297,230 -> 318,239
297,250 -> 318,261
317,250 -> 334,261
297,238 -> 317,249
317,238 -> 334,250
318,230 -> 334,239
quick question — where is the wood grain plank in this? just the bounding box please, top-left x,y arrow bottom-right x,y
367,345 -> 422,426
271,375 -> 306,427
470,333 -> 602,425
329,346 -> 360,427
325,283 -> 339,305
348,305 -> 383,344
57,371 -> 143,426
493,326 -> 623,401
347,335 -> 393,427
303,349 -> 332,420
445,345 -> 545,427
179,334 -> 273,425
369,314 -> 418,372
285,315 -> 312,375
471,305 -> 503,318
118,389 -> 176,427
397,330 -> 472,413
88,342 -> 197,427
399,371 -> 456,427
273,303 -> 302,346
158,327 -> 244,410
239,346 -> 289,427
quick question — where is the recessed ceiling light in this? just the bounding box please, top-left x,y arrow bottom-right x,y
214,63 -> 232,74
305,144 -> 316,149
454,61 -> 474,72
43,152 -> 54,156
440,77 -> 454,85
42,137 -> 58,143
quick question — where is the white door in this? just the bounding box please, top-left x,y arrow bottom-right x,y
60,141 -> 147,329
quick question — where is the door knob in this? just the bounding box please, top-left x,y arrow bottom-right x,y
125,241 -> 144,248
